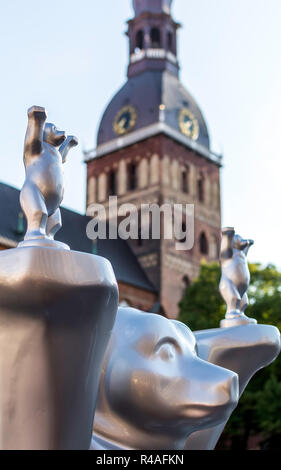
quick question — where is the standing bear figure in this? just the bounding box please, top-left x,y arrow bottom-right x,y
19,106 -> 78,248
219,227 -> 257,328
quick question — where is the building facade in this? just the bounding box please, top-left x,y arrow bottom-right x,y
85,0 -> 222,318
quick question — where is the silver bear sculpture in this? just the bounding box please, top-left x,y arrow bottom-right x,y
19,105 -> 78,248
219,227 -> 257,328
91,307 -> 239,450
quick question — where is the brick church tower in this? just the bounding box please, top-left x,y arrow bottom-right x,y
85,0 -> 222,318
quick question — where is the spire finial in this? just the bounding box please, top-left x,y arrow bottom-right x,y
133,0 -> 172,16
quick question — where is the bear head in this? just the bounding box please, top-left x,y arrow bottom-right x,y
43,122 -> 66,147
233,234 -> 254,253
93,308 -> 239,450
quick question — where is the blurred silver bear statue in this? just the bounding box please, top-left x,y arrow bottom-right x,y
219,227 -> 256,328
0,106 -> 119,450
91,308 -> 239,450
20,105 -> 78,246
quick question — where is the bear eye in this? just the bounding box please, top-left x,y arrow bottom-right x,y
154,338 -> 181,361
156,343 -> 176,361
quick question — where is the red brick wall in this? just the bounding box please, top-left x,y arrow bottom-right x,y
118,281 -> 157,312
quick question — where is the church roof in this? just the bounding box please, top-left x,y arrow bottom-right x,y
97,70 -> 210,150
0,182 -> 156,294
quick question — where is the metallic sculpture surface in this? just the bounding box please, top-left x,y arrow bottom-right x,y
19,105 -> 78,249
91,307 -> 239,450
219,227 -> 256,328
0,107 -> 119,450
184,324 -> 280,449
184,227 -> 280,449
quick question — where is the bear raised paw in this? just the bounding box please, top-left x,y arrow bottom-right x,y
219,227 -> 257,328
19,106 -> 78,248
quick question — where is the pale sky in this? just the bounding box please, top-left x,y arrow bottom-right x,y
0,0 -> 280,265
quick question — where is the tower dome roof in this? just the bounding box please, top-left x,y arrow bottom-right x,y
92,0 -> 214,159
97,70 -> 210,150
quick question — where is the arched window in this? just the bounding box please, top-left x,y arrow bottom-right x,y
108,169 -> 117,196
182,167 -> 190,194
150,27 -> 161,48
197,172 -> 205,203
135,29 -> 144,51
183,275 -> 190,288
167,31 -> 173,52
181,275 -> 190,297
199,232 -> 209,255
127,162 -> 137,191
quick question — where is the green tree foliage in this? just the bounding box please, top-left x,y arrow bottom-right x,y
178,262 -> 281,449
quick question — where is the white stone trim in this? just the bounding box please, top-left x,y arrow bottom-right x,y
130,48 -> 177,65
84,122 -> 222,166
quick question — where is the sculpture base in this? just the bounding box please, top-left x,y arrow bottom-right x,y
220,314 -> 257,328
0,246 -> 118,450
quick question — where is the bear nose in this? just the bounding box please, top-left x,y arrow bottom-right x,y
186,359 -> 239,412
217,369 -> 239,408
187,362 -> 239,427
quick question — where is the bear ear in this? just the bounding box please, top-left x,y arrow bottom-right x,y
171,320 -> 196,352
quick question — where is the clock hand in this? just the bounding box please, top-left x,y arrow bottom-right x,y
118,117 -> 127,130
184,121 -> 192,130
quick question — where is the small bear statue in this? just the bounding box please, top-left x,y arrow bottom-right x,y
219,227 -> 257,328
19,106 -> 78,248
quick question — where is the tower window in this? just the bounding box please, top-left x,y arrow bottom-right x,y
197,173 -> 205,203
167,31 -> 173,52
127,162 -> 137,191
135,29 -> 144,51
199,232 -> 209,255
183,275 -> 190,288
108,169 -> 117,196
182,167 -> 190,194
150,28 -> 161,48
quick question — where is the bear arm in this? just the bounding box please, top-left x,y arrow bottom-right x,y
59,136 -> 78,163
24,107 -> 47,161
195,325 -> 280,396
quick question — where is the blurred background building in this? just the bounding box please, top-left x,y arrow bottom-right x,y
85,0 -> 222,317
0,0 -> 222,318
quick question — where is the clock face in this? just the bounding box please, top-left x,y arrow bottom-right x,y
113,106 -> 137,136
178,108 -> 199,141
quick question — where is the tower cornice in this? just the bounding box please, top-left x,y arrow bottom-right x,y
84,122 -> 223,167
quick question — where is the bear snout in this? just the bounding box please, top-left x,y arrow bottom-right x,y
182,360 -> 239,427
